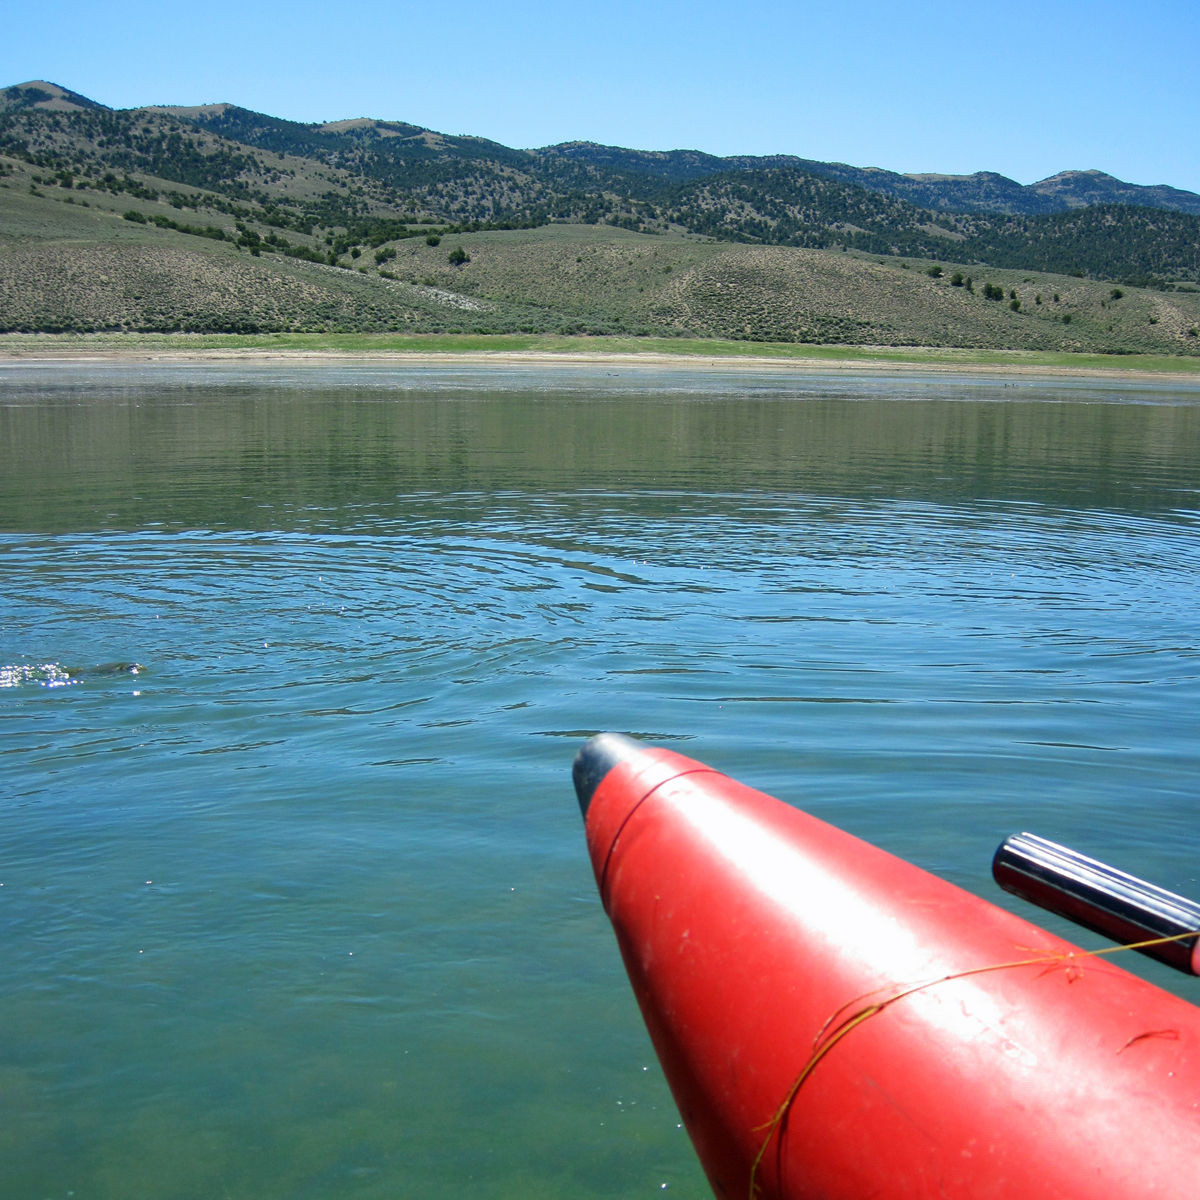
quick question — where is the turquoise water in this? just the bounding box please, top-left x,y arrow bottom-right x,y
2,362 -> 1200,1199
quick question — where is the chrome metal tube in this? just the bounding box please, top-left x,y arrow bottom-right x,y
993,832 -> 1200,975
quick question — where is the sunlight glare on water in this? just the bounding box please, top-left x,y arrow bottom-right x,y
1,362 -> 1199,1199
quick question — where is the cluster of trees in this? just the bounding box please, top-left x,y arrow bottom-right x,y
102,127 -> 264,195
120,207 -> 336,262
638,169 -> 1199,284
957,207 -> 1200,283
1,107 -> 271,199
124,210 -> 227,242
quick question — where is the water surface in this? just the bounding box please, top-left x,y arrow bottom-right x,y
3,363 -> 1200,1199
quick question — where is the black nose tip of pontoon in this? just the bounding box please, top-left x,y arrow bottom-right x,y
572,733 -> 644,818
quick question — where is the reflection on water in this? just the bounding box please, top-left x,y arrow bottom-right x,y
3,363 -> 1200,532
2,364 -> 1199,1200
0,660 -> 77,688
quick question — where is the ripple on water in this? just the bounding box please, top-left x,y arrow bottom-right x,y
0,375 -> 1198,1200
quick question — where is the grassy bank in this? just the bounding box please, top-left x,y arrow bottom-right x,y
3,331 -> 1200,376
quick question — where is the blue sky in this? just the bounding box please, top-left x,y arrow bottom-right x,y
4,0 -> 1198,191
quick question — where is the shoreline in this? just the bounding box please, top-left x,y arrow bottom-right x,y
3,334 -> 1200,382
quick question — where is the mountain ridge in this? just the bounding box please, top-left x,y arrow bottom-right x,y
6,79 -> 1199,218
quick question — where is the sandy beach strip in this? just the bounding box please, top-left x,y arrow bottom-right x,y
2,338 -> 1200,383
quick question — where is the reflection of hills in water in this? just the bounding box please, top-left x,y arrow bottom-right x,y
2,366 -> 1199,532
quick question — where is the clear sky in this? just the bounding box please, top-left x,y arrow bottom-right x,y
4,0 -> 1198,192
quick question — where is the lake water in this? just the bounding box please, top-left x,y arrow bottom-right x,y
2,361 -> 1199,1200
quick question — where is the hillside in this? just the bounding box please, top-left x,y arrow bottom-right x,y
2,80 -> 1198,349
544,146 -> 1200,217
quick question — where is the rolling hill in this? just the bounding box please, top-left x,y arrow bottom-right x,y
2,80 -> 1198,349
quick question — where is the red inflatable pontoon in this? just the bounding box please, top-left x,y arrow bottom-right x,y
573,734 -> 1200,1200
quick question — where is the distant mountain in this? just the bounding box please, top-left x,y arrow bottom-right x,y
2,80 -> 1198,287
787,165 -> 1065,215
792,163 -> 1200,217
536,142 -> 738,182
541,144 -> 1200,217
5,80 -> 1198,218
2,80 -> 107,113
1032,169 -> 1200,214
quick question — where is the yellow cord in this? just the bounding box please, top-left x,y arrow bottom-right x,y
747,930 -> 1199,1200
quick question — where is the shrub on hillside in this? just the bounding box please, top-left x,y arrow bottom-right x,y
448,246 -> 470,266
150,213 -> 227,242
950,272 -> 964,286
983,282 -> 1004,300
123,210 -> 147,223
426,234 -> 441,246
927,265 -> 943,278
284,245 -> 326,263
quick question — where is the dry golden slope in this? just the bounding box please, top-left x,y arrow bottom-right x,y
391,228 -> 1200,352
2,163 -> 1199,348
0,240 -> 481,333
